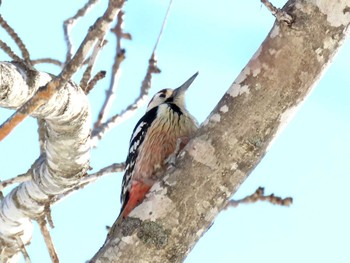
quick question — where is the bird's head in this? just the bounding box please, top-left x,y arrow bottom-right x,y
147,72 -> 198,111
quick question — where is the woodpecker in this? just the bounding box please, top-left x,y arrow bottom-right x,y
119,72 -> 199,219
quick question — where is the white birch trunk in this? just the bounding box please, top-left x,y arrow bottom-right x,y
0,62 -> 91,261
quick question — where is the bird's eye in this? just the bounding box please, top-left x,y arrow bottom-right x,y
159,93 -> 166,98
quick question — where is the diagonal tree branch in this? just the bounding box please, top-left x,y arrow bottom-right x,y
37,218 -> 59,263
0,14 -> 31,63
91,0 -> 350,261
84,70 -> 107,94
0,39 -> 21,61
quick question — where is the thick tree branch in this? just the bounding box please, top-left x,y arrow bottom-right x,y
91,0 -> 350,262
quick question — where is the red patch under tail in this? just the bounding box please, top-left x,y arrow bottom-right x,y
120,181 -> 152,219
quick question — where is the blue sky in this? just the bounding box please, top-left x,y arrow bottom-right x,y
1,0 -> 350,262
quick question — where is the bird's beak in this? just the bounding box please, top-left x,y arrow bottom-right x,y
173,72 -> 199,97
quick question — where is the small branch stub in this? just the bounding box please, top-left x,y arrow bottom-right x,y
226,187 -> 293,208
261,0 -> 294,25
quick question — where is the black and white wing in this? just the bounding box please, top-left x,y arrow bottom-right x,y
120,106 -> 158,207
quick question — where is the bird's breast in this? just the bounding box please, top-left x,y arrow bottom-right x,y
132,110 -> 197,183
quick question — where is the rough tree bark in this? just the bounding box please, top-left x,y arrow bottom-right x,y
90,0 -> 350,262
0,0 -> 349,262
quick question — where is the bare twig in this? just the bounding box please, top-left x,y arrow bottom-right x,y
139,52 -> 161,100
90,94 -> 145,145
93,10 -> 131,128
0,173 -> 31,192
260,0 -> 294,24
63,0 -> 100,63
226,187 -> 293,208
32,58 -> 63,68
51,162 -> 125,204
59,0 -> 125,84
91,58 -> 159,147
84,70 -> 106,94
151,0 -> 173,54
91,0 -> 173,144
81,162 -> 125,185
0,14 -> 31,63
80,38 -> 107,90
38,218 -> 59,263
0,156 -> 43,192
0,39 -> 21,61
0,0 -> 125,141
15,236 -> 31,263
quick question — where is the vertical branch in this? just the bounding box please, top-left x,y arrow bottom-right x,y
93,10 -> 131,128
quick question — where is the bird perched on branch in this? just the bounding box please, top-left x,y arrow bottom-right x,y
119,72 -> 199,219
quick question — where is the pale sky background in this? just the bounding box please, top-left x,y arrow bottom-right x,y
1,0 -> 350,262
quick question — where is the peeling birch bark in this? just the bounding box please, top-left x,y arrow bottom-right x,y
91,0 -> 350,262
0,62 -> 91,261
